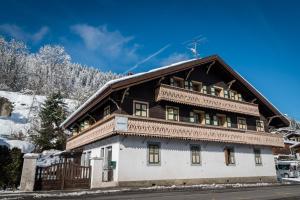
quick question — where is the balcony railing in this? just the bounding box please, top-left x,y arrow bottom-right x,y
155,84 -> 260,116
66,114 -> 284,150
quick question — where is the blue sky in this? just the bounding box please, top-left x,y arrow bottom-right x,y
0,0 -> 299,120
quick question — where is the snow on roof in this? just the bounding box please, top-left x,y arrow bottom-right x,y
60,58 -> 196,127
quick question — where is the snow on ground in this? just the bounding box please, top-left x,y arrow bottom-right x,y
0,182 -> 283,198
282,177 -> 300,182
0,137 -> 35,153
0,90 -> 78,138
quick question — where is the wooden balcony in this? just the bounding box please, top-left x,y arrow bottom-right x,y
66,114 -> 284,150
155,84 -> 260,116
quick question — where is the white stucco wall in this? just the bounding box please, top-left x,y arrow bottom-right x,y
82,135 -> 120,181
80,135 -> 277,183
118,136 -> 277,181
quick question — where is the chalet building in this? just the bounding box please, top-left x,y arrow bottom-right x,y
61,55 -> 289,186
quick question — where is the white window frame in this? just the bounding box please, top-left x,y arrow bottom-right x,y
237,117 -> 247,130
190,145 -> 201,165
133,100 -> 149,117
166,106 -> 179,121
256,120 -> 265,132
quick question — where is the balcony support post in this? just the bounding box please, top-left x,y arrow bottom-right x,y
206,61 -> 215,74
227,80 -> 236,89
185,68 -> 194,80
109,97 -> 120,110
121,88 -> 130,104
267,115 -> 282,126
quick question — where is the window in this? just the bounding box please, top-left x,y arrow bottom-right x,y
170,77 -> 183,88
224,147 -> 235,165
205,113 -> 211,125
166,106 -> 179,121
148,143 -> 160,164
210,87 -> 216,96
190,145 -> 201,165
85,151 -> 91,166
104,105 -> 110,117
100,148 -> 104,158
213,115 -> 218,126
190,111 -> 205,124
230,90 -> 237,100
254,149 -> 262,165
237,117 -> 247,130
201,85 -> 207,94
256,120 -> 265,132
224,90 -> 229,98
226,117 -> 232,128
192,81 -> 202,92
134,101 -> 148,117
184,81 -> 193,90
237,94 -> 243,101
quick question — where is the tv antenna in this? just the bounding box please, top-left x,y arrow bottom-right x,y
183,35 -> 206,58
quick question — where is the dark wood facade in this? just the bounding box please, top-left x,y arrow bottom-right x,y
63,55 -> 288,148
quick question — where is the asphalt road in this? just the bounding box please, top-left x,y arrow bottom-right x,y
36,185 -> 300,200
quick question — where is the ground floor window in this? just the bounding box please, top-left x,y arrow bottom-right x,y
148,143 -> 160,165
190,145 -> 201,165
224,147 -> 235,165
254,148 -> 262,165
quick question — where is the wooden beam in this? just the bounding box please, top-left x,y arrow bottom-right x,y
109,97 -> 120,110
267,115 -> 282,126
157,77 -> 165,86
206,61 -> 215,74
250,98 -> 257,103
87,114 -> 96,123
185,68 -> 194,80
227,80 -> 236,89
121,88 -> 130,104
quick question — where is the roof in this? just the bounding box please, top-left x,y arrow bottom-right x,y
61,55 -> 290,129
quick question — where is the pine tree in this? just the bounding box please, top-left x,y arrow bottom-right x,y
32,92 -> 67,152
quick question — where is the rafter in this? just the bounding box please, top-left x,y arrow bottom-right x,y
267,115 -> 282,126
227,80 -> 236,89
206,61 -> 215,74
185,68 -> 194,80
157,76 -> 165,86
250,98 -> 257,103
109,97 -> 120,110
121,88 -> 130,104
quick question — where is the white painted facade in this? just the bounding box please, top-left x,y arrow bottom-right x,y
82,135 -> 277,184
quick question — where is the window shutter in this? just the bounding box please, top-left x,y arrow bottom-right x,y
224,148 -> 229,165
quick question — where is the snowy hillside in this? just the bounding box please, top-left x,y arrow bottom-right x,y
0,90 -> 78,138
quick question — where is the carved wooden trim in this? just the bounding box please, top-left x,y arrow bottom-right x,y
126,116 -> 284,147
66,117 -> 115,150
66,115 -> 284,149
155,84 -> 260,116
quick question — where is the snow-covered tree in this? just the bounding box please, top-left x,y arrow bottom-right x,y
32,92 -> 67,152
0,36 -> 122,103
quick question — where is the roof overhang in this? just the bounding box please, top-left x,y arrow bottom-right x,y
61,55 -> 290,129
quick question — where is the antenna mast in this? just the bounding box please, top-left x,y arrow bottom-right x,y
183,35 -> 206,58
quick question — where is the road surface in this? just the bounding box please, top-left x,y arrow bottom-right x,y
34,185 -> 300,200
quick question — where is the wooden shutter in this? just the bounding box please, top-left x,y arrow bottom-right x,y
224,148 -> 229,165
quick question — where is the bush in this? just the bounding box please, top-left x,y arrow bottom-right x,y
0,146 -> 23,190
